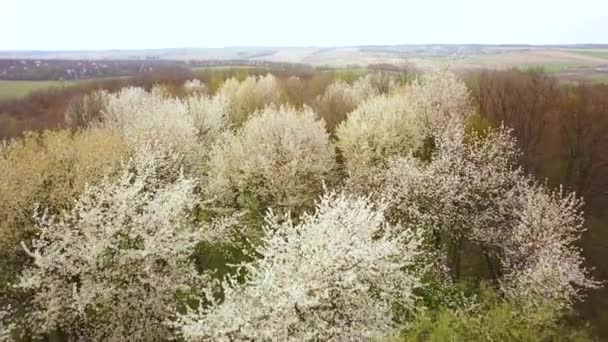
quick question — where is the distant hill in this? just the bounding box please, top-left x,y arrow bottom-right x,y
1,44 -> 607,64
1,44 -> 607,83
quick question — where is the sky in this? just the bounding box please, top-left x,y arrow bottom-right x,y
1,0 -> 607,50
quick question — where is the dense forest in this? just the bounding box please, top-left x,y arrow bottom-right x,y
1,66 -> 607,341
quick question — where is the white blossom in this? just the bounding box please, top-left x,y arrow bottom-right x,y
216,74 -> 282,125
99,87 -> 232,178
406,69 -> 473,136
0,306 -> 13,342
17,147 -> 206,341
184,79 -> 207,94
207,106 -> 336,217
179,191 -> 422,341
336,70 -> 472,193
382,123 -> 597,307
336,94 -> 424,193
102,87 -> 198,152
497,184 -> 600,306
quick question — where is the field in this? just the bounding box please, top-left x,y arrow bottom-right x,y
2,45 -> 608,85
0,80 -> 77,100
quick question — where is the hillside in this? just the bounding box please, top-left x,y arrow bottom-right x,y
2,44 -> 608,82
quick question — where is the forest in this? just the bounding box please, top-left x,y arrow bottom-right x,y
1,66 -> 607,341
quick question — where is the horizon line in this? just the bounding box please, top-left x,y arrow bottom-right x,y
2,43 -> 608,53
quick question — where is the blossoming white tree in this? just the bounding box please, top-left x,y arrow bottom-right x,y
336,94 -> 423,193
216,74 -> 283,126
17,147 -> 206,341
336,70 -> 472,193
186,94 -> 231,146
382,122 -> 598,307
97,86 -> 234,179
102,87 -> 198,152
495,183 -> 600,306
179,191 -> 422,341
313,74 -> 388,133
406,70 -> 472,136
207,106 -> 335,217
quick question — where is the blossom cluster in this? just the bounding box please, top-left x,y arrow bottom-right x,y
207,106 -> 336,217
17,147 -> 206,341
382,123 -> 598,306
179,192 -> 422,341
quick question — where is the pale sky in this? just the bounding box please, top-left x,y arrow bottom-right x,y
1,0 -> 607,50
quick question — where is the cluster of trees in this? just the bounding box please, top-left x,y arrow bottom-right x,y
468,70 -> 608,211
0,59 -> 314,81
465,70 -> 608,335
0,70 -> 601,341
0,65 -> 411,139
0,59 -> 195,81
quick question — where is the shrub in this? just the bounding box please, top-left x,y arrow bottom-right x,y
207,106 -> 335,219
179,191 -> 423,341
16,147 -> 205,341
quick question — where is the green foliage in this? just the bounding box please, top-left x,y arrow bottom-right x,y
233,67 -> 251,81
413,277 -> 478,314
331,68 -> 368,83
400,286 -> 593,342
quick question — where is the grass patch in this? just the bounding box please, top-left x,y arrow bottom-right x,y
518,62 -> 582,73
0,80 -> 77,101
191,65 -> 259,73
